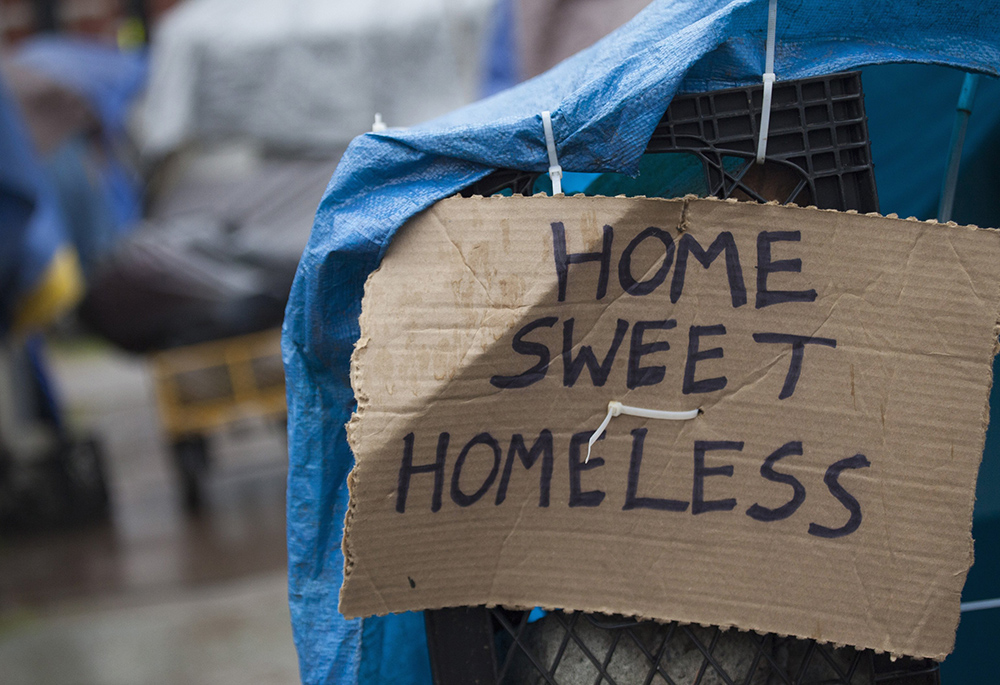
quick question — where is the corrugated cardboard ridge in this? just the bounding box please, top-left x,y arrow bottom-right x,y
463,191 -> 995,231
342,194 -> 1000,661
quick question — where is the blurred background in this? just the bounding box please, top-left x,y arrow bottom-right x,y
0,1 -> 997,683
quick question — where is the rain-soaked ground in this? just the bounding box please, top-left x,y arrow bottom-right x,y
0,339 -> 299,684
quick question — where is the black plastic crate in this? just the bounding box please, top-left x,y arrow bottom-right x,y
464,71 -> 878,214
434,72 -> 939,685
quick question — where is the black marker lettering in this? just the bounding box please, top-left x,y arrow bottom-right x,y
396,432 -> 447,513
618,226 -> 675,296
569,431 -> 605,507
746,441 -> 806,522
672,232 -> 747,307
495,430 -> 554,507
752,333 -> 837,399
490,316 -> 558,389
627,319 -> 676,389
623,428 -> 689,511
552,222 -> 613,301
683,324 -> 728,394
563,318 -> 629,387
692,440 -> 741,514
809,454 -> 870,538
451,433 -> 501,507
756,231 -> 818,308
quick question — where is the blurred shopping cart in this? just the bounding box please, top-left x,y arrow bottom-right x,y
150,328 -> 285,510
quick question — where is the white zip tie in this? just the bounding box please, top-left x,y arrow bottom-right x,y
541,111 -> 563,195
586,401 -> 700,462
961,596 -> 1000,613
755,0 -> 778,164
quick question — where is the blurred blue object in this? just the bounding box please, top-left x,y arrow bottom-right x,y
0,84 -> 38,253
42,135 -> 127,277
528,607 -> 548,623
0,76 -> 77,336
12,36 -> 147,240
13,36 -> 147,137
480,0 -> 519,98
283,2 -> 1000,683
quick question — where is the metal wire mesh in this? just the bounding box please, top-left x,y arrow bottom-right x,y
484,609 -> 938,685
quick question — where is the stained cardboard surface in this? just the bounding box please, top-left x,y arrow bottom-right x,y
343,195 -> 1000,660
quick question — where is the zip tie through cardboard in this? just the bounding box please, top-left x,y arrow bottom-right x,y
541,111 -> 563,195
960,596 -> 1000,613
586,401 -> 700,462
755,0 -> 778,164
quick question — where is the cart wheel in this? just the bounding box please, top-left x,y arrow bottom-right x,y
30,437 -> 112,527
0,445 -> 16,526
172,435 -> 210,512
63,437 -> 111,520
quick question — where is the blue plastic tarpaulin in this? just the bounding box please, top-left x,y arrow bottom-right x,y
12,37 -> 147,236
282,2 -> 1000,682
13,36 -> 147,137
0,77 -> 76,335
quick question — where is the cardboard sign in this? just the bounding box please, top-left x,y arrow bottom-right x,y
343,195 -> 1000,659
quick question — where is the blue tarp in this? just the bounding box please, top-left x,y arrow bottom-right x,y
14,36 -> 147,138
0,77 -> 69,335
283,2 -> 1000,682
12,37 -> 147,238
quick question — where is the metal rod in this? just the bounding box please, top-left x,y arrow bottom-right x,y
937,72 -> 980,222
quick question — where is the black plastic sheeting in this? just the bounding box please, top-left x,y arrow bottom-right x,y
81,157 -> 336,352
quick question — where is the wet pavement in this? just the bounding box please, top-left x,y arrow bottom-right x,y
0,340 -> 298,683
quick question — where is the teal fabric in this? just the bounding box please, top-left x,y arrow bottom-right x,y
283,2 -> 1000,682
855,64 -> 1000,684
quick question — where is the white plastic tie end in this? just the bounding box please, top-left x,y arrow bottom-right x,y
585,400 -> 699,463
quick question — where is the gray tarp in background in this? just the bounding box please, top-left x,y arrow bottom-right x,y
140,0 -> 494,155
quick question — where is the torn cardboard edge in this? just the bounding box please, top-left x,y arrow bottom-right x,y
342,595 -> 908,662
451,191 -> 995,230
342,194 -> 1000,661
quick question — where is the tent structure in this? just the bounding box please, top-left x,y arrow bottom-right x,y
140,0 -> 494,155
282,1 -> 1000,683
